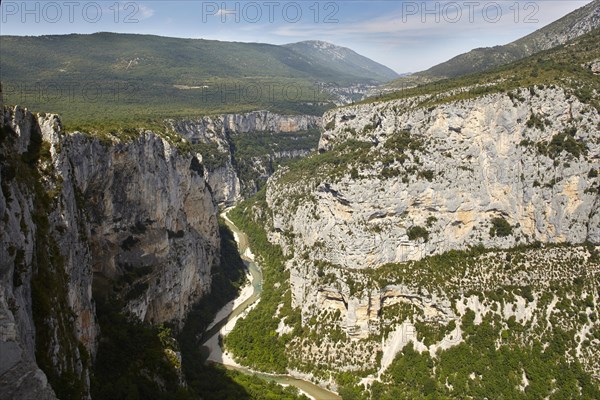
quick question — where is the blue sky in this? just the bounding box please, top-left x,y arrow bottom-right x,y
0,1 -> 593,72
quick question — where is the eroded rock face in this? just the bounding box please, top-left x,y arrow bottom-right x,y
222,111 -> 319,133
266,86 -> 599,337
584,58 -> 600,75
0,106 -> 220,398
61,131 -> 219,325
274,87 -> 599,267
170,118 -> 242,205
171,110 -> 321,203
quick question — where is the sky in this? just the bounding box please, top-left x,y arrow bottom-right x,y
0,0 -> 594,72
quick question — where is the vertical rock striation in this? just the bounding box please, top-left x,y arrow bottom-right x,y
0,105 -> 220,398
171,110 -> 321,204
263,85 -> 600,338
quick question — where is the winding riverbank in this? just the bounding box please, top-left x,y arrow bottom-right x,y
202,210 -> 341,400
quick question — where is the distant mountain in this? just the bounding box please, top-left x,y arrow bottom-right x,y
388,0 -> 600,87
0,33 -> 397,127
284,40 -> 399,83
0,33 -> 397,86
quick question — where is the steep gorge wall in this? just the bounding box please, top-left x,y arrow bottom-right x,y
270,87 -> 599,271
171,110 -> 321,204
255,86 -> 600,376
0,105 -> 220,398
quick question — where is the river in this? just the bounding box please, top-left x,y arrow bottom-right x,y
202,211 -> 341,400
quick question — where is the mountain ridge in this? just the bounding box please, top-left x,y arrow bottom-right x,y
0,32 -> 398,128
388,0 -> 600,88
284,40 -> 399,82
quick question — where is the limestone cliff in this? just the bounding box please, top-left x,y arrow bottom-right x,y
271,86 -> 599,269
171,110 -> 321,203
253,84 -> 600,382
0,105 -> 219,398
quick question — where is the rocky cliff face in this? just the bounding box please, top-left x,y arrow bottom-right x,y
222,111 -> 320,133
0,105 -> 220,398
272,87 -> 599,270
253,84 -> 600,381
171,110 -> 321,203
62,131 -> 219,325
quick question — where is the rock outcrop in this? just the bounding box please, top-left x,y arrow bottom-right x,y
0,105 -> 220,398
271,87 -> 599,271
171,110 -> 321,203
256,85 -> 599,374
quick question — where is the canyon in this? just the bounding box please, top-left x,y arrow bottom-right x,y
1,3 -> 599,398
0,102 -> 320,399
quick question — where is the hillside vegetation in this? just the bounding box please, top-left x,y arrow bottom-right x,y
223,22 -> 600,400
0,33 -> 397,130
367,27 -> 600,110
387,0 -> 599,88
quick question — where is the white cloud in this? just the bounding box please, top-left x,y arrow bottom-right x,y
271,0 -> 592,40
137,4 -> 155,20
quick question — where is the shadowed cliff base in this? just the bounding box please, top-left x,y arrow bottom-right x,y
177,223 -> 309,399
